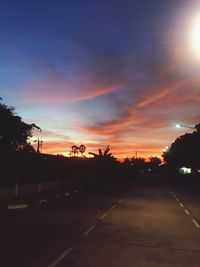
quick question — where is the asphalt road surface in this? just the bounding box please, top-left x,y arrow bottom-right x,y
1,175 -> 200,267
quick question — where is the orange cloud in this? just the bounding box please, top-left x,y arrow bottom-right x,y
18,77 -> 123,105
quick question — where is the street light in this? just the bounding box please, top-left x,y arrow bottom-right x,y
163,146 -> 169,152
175,124 -> 195,129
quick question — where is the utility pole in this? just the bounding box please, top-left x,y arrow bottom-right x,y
34,138 -> 43,153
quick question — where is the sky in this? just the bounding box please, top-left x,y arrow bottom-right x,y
0,0 -> 200,159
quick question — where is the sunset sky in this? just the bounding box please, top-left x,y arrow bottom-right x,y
0,0 -> 200,159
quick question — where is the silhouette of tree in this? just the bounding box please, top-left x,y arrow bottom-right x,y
123,157 -> 132,166
131,157 -> 146,169
163,125 -> 200,170
79,144 -> 86,157
122,158 -> 132,172
195,123 -> 200,133
149,156 -> 161,168
0,99 -> 41,152
21,142 -> 36,153
71,145 -> 79,156
121,157 -> 147,174
89,145 -> 112,159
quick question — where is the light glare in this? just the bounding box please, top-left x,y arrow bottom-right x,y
190,16 -> 200,57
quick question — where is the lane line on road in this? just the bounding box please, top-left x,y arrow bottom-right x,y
169,188 -> 200,231
170,190 -> 179,201
73,190 -> 79,194
192,219 -> 200,228
118,199 -> 122,203
83,225 -> 95,236
184,209 -> 190,216
49,247 -> 73,267
100,213 -> 107,220
110,204 -> 117,209
170,191 -> 176,197
169,190 -> 181,204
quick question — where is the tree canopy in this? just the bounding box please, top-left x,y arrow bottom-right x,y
0,98 -> 40,152
163,124 -> 200,170
148,156 -> 162,169
89,145 -> 113,159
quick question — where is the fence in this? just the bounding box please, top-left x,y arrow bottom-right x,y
0,178 -> 82,199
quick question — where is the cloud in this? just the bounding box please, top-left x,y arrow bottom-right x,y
17,76 -> 124,105
41,141 -> 72,154
3,0 -> 200,159
34,129 -> 69,141
73,59 -> 200,153
16,38 -> 200,159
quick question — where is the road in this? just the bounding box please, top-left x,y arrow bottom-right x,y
0,175 -> 200,267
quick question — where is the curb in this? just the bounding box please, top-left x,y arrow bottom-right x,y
8,204 -> 28,210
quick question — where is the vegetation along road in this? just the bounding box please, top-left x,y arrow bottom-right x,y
1,175 -> 200,267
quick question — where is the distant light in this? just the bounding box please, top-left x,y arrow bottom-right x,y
176,124 -> 181,128
163,146 -> 169,152
179,167 -> 192,175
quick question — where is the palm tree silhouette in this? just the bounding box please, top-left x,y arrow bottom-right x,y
32,123 -> 42,153
34,138 -> 43,153
30,123 -> 41,132
89,145 -> 112,158
79,144 -> 86,157
71,145 -> 79,156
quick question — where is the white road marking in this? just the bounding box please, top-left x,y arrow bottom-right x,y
169,189 -> 179,202
118,199 -> 122,203
170,189 -> 200,230
170,191 -> 176,197
49,247 -> 73,267
192,219 -> 200,228
179,202 -> 184,208
110,204 -> 117,209
100,213 -> 107,220
8,204 -> 28,209
64,192 -> 70,197
184,209 -> 190,215
39,199 -> 47,204
83,225 -> 95,236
